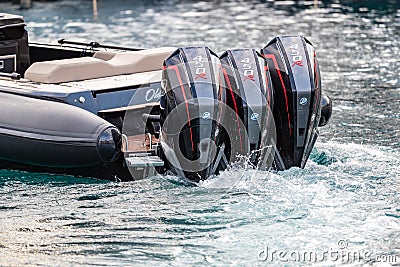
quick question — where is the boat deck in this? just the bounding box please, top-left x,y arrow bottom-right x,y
123,134 -> 159,153
123,134 -> 164,169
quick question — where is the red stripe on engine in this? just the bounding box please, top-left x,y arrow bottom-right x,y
263,54 -> 292,136
264,65 -> 271,106
264,66 -> 271,123
222,67 -> 243,150
168,65 -> 195,152
216,64 -> 223,143
313,52 -> 320,118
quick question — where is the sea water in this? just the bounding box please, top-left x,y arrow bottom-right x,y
0,0 -> 399,266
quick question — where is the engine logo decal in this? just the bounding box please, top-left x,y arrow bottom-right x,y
202,112 -> 211,120
241,57 -> 255,81
193,55 -> 207,80
251,113 -> 259,121
290,43 -> 304,67
300,97 -> 308,105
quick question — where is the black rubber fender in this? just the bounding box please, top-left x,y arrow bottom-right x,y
0,92 -> 121,168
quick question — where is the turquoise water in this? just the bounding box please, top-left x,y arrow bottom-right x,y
1,0 -> 399,266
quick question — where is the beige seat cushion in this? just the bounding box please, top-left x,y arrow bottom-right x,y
92,51 -> 118,61
109,47 -> 176,74
24,57 -> 115,84
25,47 -> 176,84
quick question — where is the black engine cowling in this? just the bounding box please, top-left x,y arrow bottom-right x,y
261,35 -> 329,169
219,48 -> 275,169
160,46 -> 225,181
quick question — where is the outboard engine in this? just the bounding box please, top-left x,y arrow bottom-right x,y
160,47 -> 225,181
261,35 -> 331,169
0,13 -> 30,76
219,49 -> 275,169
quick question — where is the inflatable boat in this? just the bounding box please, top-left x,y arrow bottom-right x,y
0,13 -> 332,181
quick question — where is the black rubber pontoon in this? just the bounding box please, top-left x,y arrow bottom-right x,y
0,92 -> 121,168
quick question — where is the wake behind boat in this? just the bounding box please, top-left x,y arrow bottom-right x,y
0,13 -> 332,181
